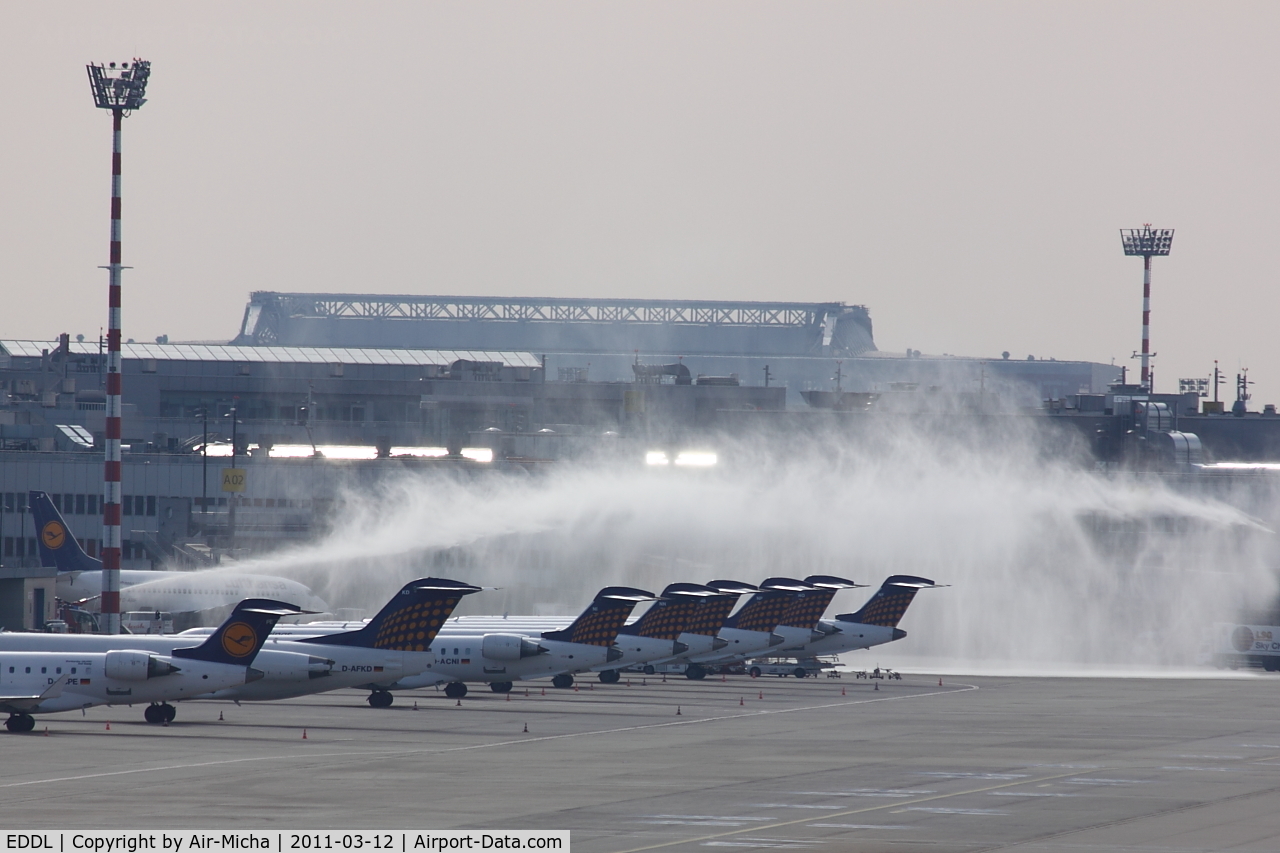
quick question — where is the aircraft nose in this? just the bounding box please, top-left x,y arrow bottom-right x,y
892,628 -> 907,641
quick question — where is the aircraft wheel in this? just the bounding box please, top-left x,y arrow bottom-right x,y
489,682 -> 514,694
367,690 -> 394,708
749,666 -> 762,679
551,674 -> 574,689
598,670 -> 621,684
144,705 -> 165,724
444,682 -> 468,699
794,668 -> 807,679
643,665 -> 656,675
7,714 -> 35,733
160,703 -> 177,722
685,665 -> 707,681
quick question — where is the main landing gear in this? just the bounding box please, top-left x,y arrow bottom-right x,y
489,682 -> 514,694
367,690 -> 394,708
597,670 -> 621,684
144,703 -> 176,724
5,713 -> 35,733
444,682 -> 468,699
684,664 -> 708,681
551,673 -> 574,689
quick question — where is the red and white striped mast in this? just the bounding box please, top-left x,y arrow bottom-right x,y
86,59 -> 151,634
1120,224 -> 1173,391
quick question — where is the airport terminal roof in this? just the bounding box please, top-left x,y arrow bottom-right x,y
0,340 -> 543,368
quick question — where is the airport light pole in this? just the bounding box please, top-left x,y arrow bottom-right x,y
1120,225 -> 1173,392
86,59 -> 151,634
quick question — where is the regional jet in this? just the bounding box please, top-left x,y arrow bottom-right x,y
1,598 -> 302,732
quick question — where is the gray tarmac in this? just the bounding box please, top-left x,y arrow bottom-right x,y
2,672 -> 1280,852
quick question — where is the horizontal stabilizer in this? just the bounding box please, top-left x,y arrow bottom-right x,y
835,575 -> 942,628
542,586 -> 655,646
173,598 -> 304,666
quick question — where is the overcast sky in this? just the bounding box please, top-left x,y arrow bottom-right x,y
4,2 -> 1279,402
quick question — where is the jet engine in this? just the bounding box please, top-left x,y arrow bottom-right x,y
104,649 -> 180,680
482,633 -> 546,661
248,649 -> 335,682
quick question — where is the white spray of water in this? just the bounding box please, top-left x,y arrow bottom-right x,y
230,420 -> 1280,674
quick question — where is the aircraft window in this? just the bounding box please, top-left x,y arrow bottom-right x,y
25,667 -> 30,673
71,668 -> 76,674
41,667 -> 46,674
466,648 -> 471,654
7,667 -> 12,673
56,667 -> 61,674
453,648 -> 458,655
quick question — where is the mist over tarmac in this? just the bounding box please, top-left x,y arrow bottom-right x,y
229,419 -> 1280,675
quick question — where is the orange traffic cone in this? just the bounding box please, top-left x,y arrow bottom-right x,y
874,682 -> 879,691
218,710 -> 224,721
506,692 -> 511,701
43,727 -> 49,736
105,722 -> 111,731
456,699 -> 462,707
523,722 -> 528,733
721,674 -> 726,682
739,696 -> 744,706
574,684 -> 579,692
938,678 -> 943,687
626,679 -> 631,687
413,701 -> 419,711
524,689 -> 529,697
841,686 -> 846,696
302,728 -> 308,739
758,691 -> 763,700
676,705 -> 682,716
541,687 -> 545,696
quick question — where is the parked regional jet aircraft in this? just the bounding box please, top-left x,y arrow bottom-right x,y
1,598 -> 300,732
445,583 -> 744,682
788,575 -> 943,658
0,578 -> 481,714
28,491 -> 328,622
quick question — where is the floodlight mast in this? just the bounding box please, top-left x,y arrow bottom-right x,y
1120,225 -> 1173,391
86,59 -> 150,635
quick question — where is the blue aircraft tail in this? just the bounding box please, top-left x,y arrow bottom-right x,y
542,587 -> 655,646
620,583 -> 724,640
722,578 -> 811,633
298,578 -> 484,651
29,490 -> 102,573
172,599 -> 304,666
836,575 -> 938,628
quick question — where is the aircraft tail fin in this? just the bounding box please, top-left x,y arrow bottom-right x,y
29,491 -> 102,573
172,599 -> 305,666
542,587 -> 655,646
673,581 -> 746,637
298,578 -> 483,651
836,575 -> 939,628
722,578 -> 811,633
621,583 -> 724,641
777,575 -> 866,629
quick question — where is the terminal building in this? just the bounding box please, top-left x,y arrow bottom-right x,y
0,292 -> 1215,578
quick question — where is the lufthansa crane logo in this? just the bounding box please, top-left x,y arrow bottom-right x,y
41,520 -> 66,550
221,622 -> 258,658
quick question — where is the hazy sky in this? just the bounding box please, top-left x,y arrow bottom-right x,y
4,3 -> 1279,402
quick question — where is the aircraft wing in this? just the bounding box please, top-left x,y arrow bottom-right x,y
0,674 -> 69,713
